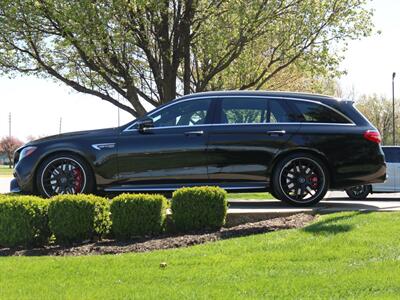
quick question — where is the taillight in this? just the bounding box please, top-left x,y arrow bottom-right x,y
363,130 -> 381,144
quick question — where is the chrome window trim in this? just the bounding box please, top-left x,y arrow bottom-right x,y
123,95 -> 354,132
123,122 -> 355,132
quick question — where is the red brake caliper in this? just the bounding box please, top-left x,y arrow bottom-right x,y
73,168 -> 83,193
310,176 -> 318,188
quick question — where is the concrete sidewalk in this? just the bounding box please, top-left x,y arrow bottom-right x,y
0,177 -> 11,194
225,191 -> 400,225
228,198 -> 400,214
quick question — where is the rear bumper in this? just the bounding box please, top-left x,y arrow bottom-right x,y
331,163 -> 387,189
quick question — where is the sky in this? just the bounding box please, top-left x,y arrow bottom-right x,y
0,0 -> 399,141
339,0 -> 400,99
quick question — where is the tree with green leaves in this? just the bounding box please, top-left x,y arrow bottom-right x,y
0,0 -> 373,117
356,94 -> 400,146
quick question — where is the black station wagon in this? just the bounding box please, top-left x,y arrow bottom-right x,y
11,91 -> 386,206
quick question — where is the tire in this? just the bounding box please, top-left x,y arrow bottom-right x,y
272,153 -> 329,207
269,189 -> 281,200
345,185 -> 371,200
36,153 -> 95,198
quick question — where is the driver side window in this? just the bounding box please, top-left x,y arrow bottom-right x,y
150,99 -> 211,128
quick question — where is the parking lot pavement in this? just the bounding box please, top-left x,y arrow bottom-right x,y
325,190 -> 400,201
228,191 -> 400,218
0,177 -> 12,194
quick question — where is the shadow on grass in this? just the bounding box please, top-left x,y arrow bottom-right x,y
303,212 -> 370,235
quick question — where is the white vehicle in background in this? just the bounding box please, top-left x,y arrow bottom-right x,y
346,146 -> 399,199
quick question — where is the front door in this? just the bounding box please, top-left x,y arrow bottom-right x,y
116,98 -> 214,189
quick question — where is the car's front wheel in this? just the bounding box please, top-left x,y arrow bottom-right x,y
272,153 -> 329,206
345,185 -> 371,200
36,153 -> 94,198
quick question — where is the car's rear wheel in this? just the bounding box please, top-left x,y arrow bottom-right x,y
272,153 -> 329,206
36,153 -> 94,198
345,185 -> 371,200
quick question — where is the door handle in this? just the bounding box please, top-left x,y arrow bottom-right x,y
266,130 -> 286,136
184,130 -> 204,136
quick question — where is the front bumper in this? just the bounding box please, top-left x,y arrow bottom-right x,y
10,178 -> 22,193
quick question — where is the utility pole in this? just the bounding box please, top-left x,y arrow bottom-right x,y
8,112 -> 11,137
118,105 -> 121,127
59,117 -> 62,134
117,94 -> 121,127
393,72 -> 396,145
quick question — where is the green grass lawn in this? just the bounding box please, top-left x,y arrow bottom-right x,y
1,212 -> 400,299
228,192 -> 275,200
0,165 -> 13,177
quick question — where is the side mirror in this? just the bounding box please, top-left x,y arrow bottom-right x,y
137,118 -> 154,133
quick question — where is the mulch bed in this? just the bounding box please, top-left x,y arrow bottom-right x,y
0,213 -> 316,257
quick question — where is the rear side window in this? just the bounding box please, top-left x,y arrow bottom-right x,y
220,98 -> 293,124
382,148 -> 400,163
290,100 -> 351,124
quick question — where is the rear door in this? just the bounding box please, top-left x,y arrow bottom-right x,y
206,96 -> 300,186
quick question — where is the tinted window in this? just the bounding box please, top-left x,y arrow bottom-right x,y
290,100 -> 351,123
150,99 -> 211,128
220,98 -> 293,124
382,148 -> 400,163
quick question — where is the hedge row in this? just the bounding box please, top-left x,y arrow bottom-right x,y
49,194 -> 111,244
111,193 -> 168,239
172,187 -> 228,231
0,196 -> 50,247
0,186 -> 227,248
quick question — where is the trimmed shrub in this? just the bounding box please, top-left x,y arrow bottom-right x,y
0,195 -> 50,247
48,194 -> 111,244
171,186 -> 228,232
111,193 -> 168,239
0,193 -> 18,200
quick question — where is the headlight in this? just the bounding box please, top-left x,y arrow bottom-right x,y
19,146 -> 37,161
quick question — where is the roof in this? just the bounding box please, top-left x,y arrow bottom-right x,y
176,90 -> 343,105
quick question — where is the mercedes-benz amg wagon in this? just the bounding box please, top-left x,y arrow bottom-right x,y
11,91 -> 386,206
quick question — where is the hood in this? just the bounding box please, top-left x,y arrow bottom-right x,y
26,127 -> 119,146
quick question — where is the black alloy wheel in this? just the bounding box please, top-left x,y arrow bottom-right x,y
345,185 -> 371,200
36,153 -> 94,198
272,153 -> 329,206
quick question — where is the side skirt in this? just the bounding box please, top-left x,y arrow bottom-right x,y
103,182 -> 268,193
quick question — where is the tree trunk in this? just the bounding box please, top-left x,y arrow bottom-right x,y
183,38 -> 191,94
127,86 -> 147,117
163,69 -> 177,103
182,1 -> 192,95
7,154 -> 12,169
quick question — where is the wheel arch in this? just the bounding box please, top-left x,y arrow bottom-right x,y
269,148 -> 332,188
33,150 -> 97,193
